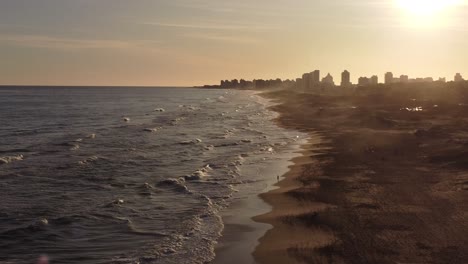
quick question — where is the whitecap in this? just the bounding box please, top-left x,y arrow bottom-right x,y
179,139 -> 202,145
78,156 -> 99,165
203,164 -> 212,171
157,178 -> 191,193
26,218 -> 49,230
184,165 -> 212,181
0,155 -> 24,165
171,117 -> 186,125
143,127 -> 160,133
185,170 -> 207,181
105,199 -> 125,207
260,146 -> 274,153
38,218 -> 49,226
141,183 -> 154,190
184,174 -> 202,181
70,144 -> 80,151
204,145 -> 215,151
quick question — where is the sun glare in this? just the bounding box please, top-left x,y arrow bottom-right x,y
397,0 -> 460,15
396,0 -> 461,27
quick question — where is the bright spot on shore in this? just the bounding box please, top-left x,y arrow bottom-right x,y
396,0 -> 461,27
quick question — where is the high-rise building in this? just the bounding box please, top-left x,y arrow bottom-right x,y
322,73 -> 335,86
310,70 -> 320,86
296,78 -> 303,89
370,75 -> 378,85
455,73 -> 464,82
341,70 -> 351,87
400,75 -> 409,83
358,77 -> 370,86
301,70 -> 321,89
385,72 -> 393,84
302,73 -> 310,89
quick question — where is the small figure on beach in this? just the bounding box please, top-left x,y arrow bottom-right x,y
277,175 -> 280,182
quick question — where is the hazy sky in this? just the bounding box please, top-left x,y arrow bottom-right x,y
0,0 -> 467,86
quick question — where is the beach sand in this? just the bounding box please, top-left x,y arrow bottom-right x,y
252,87 -> 468,264
253,135 -> 335,264
211,136 -> 308,264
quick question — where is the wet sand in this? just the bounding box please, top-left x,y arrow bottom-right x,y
254,134 -> 334,264
253,87 -> 468,264
212,137 -> 308,264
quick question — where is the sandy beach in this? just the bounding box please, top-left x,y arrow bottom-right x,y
253,86 -> 468,264
212,129 -> 308,264
253,134 -> 334,264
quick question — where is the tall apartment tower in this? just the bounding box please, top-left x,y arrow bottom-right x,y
302,70 -> 321,90
385,72 -> 394,84
302,73 -> 310,90
311,70 -> 320,85
455,73 -> 464,82
341,70 -> 351,87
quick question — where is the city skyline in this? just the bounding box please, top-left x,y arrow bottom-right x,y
1,0 -> 468,86
215,69 -> 465,89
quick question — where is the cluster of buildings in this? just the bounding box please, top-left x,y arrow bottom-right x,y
382,72 -> 451,84
296,70 -> 340,90
207,70 -> 466,90
289,70 -> 464,90
358,75 -> 379,86
216,78 -> 294,89
219,79 -> 253,89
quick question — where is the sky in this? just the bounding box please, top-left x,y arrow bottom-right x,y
0,0 -> 467,86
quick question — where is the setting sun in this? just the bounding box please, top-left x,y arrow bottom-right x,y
396,0 -> 462,27
396,0 -> 461,16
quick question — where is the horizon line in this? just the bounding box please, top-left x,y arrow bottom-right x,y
0,85 -> 196,88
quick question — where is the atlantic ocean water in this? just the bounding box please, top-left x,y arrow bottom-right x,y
0,87 -> 303,264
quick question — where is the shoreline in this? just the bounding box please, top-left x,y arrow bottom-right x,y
250,89 -> 332,264
253,134 -> 331,264
211,139 -> 305,264
211,91 -> 309,264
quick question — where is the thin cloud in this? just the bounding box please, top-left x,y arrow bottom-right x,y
185,33 -> 260,44
142,21 -> 279,31
0,34 -> 162,51
170,0 -> 298,17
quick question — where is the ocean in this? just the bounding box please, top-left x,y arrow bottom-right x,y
0,86 -> 304,264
